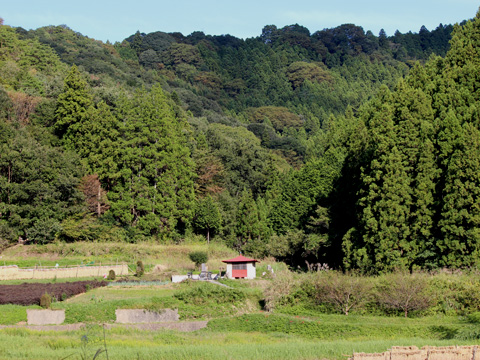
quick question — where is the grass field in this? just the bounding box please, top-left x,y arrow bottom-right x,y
0,319 -> 476,360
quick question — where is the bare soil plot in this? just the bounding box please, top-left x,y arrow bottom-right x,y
0,280 -> 107,305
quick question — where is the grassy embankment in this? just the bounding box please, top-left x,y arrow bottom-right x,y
0,242 -> 479,359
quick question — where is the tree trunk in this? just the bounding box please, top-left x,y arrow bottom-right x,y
97,182 -> 101,217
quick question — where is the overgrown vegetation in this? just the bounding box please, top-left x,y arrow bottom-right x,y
270,270 -> 480,318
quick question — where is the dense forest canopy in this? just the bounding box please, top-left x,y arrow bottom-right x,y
0,11 -> 479,273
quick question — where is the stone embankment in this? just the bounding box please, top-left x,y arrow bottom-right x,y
349,345 -> 479,360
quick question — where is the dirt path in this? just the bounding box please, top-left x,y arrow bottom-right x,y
0,321 -> 208,332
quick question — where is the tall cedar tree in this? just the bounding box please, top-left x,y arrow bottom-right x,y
347,11 -> 480,271
194,195 -> 222,243
54,65 -> 93,149
109,85 -> 195,237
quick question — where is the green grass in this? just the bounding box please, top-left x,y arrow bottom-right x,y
0,326 -> 477,360
208,313 -> 466,341
35,281 -> 261,323
65,285 -> 177,303
0,305 -> 39,325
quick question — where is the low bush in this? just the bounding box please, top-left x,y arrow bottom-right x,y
263,270 -> 299,312
40,293 -> 52,309
269,270 -> 480,318
312,271 -> 373,316
136,261 -> 144,277
107,270 -> 116,280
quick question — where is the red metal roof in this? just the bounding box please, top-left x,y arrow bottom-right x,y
222,255 -> 259,263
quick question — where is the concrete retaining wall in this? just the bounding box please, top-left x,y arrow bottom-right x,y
27,309 -> 65,325
172,275 -> 189,283
0,264 -> 128,280
349,346 -> 479,360
115,309 -> 179,324
172,274 -> 201,283
107,321 -> 208,332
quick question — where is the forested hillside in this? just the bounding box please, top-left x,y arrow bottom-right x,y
0,11 -> 477,273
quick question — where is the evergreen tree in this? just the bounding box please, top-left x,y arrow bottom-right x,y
0,126 -> 84,244
236,188 -> 260,250
438,122 -> 480,267
79,101 -> 120,187
54,65 -> 93,148
194,195 -> 222,243
109,85 -> 196,237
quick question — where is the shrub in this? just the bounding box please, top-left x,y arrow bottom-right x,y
264,270 -> 299,312
467,312 -> 480,324
40,293 -> 52,309
376,271 -> 433,317
312,271 -> 373,316
107,270 -> 116,280
188,251 -> 208,269
136,261 -> 144,277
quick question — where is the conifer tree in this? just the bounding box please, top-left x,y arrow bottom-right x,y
236,188 -> 260,250
438,122 -> 480,267
55,65 -> 93,148
194,195 -> 222,243
109,85 -> 195,237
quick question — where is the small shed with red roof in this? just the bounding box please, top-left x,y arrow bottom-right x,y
222,255 -> 259,279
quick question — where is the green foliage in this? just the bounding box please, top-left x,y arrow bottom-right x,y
188,251 -> 208,268
338,14 -> 480,272
0,305 -> 29,325
208,313 -> 443,340
0,124 -> 84,244
206,123 -> 279,197
107,85 -> 196,237
55,65 -> 93,146
0,8 -> 476,273
193,196 -> 222,242
466,312 -> 480,324
40,293 -> 52,309
174,281 -> 246,305
135,261 -> 144,277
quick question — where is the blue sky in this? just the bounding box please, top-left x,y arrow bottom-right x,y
2,1 -> 479,43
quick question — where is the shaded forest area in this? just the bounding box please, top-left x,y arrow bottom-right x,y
0,11 -> 478,273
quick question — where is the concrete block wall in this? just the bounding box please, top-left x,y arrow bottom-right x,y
27,309 -> 65,325
349,346 -> 479,360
